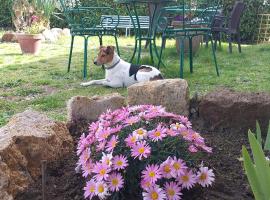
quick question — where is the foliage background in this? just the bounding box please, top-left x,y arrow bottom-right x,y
0,0 -> 270,42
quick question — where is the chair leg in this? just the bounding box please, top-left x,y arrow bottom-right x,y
205,34 -> 209,47
218,33 -> 222,47
228,34 -> 233,53
136,39 -> 142,64
99,36 -> 103,46
130,39 -> 137,63
237,33 -> 241,53
189,37 -> 193,73
210,35 -> 219,76
83,37 -> 88,80
68,35 -> 75,72
158,37 -> 166,68
114,35 -> 120,56
179,37 -> 185,79
149,40 -> 154,64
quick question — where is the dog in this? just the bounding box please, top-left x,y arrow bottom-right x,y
80,46 -> 163,88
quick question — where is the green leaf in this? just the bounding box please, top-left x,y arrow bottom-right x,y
242,145 -> 264,200
264,121 -> 270,151
256,121 -> 262,147
248,131 -> 270,199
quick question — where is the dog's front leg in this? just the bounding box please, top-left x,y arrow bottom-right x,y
102,80 -> 123,88
80,79 -> 107,87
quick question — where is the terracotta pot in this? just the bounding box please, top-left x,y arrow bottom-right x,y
16,34 -> 43,55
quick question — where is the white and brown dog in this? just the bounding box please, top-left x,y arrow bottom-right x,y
80,46 -> 163,88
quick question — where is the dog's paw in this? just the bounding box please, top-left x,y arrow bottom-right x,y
80,82 -> 89,87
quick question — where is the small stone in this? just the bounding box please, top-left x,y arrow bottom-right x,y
128,79 -> 189,116
67,93 -> 126,123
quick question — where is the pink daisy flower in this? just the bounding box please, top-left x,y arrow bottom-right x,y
133,128 -> 148,140
95,181 -> 109,200
160,157 -> 173,179
140,179 -> 153,189
142,184 -> 166,200
105,135 -> 118,152
196,167 -> 215,187
112,154 -> 128,171
188,145 -> 198,153
142,164 -> 162,184
171,157 -> 187,178
170,123 -> 186,132
166,128 -> 179,137
101,152 -> 113,166
164,181 -> 182,200
178,170 -> 196,190
84,179 -> 96,199
148,124 -> 167,142
92,162 -> 111,181
79,147 -> 91,165
198,144 -> 213,153
108,172 -> 124,192
125,134 -> 138,148
96,140 -> 106,152
124,116 -> 140,126
131,141 -> 151,160
179,116 -> 192,128
82,159 -> 94,178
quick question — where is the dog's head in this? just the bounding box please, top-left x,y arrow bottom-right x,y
94,46 -> 115,66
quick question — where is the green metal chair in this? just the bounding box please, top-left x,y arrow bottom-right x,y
156,0 -> 220,78
59,0 -> 120,79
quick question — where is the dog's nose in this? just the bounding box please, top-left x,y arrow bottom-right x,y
94,61 -> 97,65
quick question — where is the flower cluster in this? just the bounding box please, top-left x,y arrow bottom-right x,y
77,105 -> 214,200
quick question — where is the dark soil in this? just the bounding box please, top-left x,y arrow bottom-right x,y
15,119 -> 254,200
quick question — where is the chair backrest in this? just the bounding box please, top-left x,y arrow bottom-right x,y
228,1 -> 245,33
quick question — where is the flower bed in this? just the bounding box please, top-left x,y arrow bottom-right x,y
77,105 -> 214,200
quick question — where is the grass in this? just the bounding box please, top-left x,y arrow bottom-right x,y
0,32 -> 270,127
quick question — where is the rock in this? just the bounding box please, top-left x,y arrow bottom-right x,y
128,79 -> 189,116
199,88 -> 270,133
67,93 -> 126,123
42,29 -> 57,43
0,110 -> 73,200
1,32 -> 17,43
62,28 -> 71,36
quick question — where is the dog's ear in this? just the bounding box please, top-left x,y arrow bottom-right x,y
106,46 -> 115,55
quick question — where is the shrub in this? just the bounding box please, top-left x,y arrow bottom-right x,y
221,0 -> 270,43
77,105 -> 214,199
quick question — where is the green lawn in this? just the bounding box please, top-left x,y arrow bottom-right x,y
1,33 -> 270,127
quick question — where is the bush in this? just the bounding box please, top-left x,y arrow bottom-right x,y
77,105 -> 214,199
0,0 -> 13,28
221,0 -> 270,43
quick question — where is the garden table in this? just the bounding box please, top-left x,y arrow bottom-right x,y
114,0 -> 177,64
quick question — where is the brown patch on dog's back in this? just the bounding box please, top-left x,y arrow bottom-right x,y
138,66 -> 153,72
150,74 -> 164,81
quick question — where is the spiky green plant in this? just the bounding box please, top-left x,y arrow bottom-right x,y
255,120 -> 270,151
242,129 -> 270,200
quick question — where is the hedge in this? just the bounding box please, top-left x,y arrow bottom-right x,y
1,0 -> 269,43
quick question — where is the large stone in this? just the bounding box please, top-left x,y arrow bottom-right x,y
1,32 -> 17,43
199,88 -> 270,133
127,79 -> 189,116
0,110 -> 73,200
67,93 -> 126,123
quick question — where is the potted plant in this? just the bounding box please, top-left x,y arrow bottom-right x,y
16,15 -> 45,55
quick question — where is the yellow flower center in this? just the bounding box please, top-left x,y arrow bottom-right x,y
112,178 -> 119,186
149,171 -> 156,178
98,185 -> 104,193
164,165 -> 171,173
175,123 -> 180,129
138,147 -> 145,154
200,173 -> 207,181
173,162 -> 181,170
100,169 -> 106,176
131,137 -> 136,143
116,160 -> 123,166
111,141 -> 116,148
137,129 -> 144,135
168,189 -> 175,196
182,175 -> 189,182
151,192 -> 159,200
89,186 -> 95,193
154,131 -> 161,137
